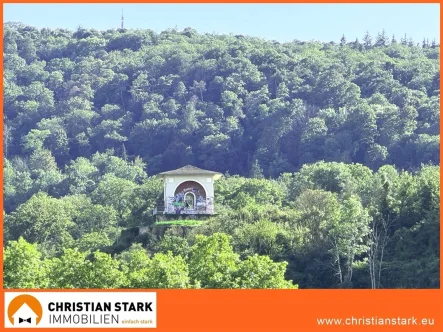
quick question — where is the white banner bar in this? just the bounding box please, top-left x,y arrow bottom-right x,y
4,292 -> 157,328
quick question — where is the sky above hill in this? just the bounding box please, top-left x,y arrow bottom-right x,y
3,3 -> 440,43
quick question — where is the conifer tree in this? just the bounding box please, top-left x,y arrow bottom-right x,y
401,33 -> 408,45
375,29 -> 388,46
121,144 -> 128,161
363,31 -> 372,48
250,159 -> 264,179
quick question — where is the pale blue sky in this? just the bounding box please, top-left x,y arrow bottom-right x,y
3,4 -> 440,43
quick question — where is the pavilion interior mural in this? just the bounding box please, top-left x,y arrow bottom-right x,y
166,181 -> 213,214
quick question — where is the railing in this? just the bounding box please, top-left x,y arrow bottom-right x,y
152,205 -> 165,215
154,197 -> 215,215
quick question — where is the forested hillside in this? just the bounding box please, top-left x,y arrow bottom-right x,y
3,23 -> 440,289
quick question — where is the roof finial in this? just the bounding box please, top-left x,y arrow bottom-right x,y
121,9 -> 124,29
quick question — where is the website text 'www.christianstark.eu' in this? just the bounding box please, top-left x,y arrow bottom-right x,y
317,316 -> 435,326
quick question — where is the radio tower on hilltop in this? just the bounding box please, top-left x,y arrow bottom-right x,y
121,9 -> 124,29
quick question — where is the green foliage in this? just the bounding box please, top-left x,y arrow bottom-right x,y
117,243 -> 151,287
3,24 -> 439,177
5,192 -> 75,256
233,255 -> 297,289
4,235 -> 296,289
141,252 -> 191,289
327,196 -> 371,285
188,233 -> 239,288
46,248 -> 92,288
47,248 -> 125,289
2,23 -> 439,289
88,251 -> 127,289
92,174 -> 137,222
4,237 -> 49,288
218,177 -> 285,210
155,235 -> 191,259
233,220 -> 287,257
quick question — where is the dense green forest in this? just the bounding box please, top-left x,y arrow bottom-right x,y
3,23 -> 440,289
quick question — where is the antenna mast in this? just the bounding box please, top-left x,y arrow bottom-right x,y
121,9 -> 124,29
